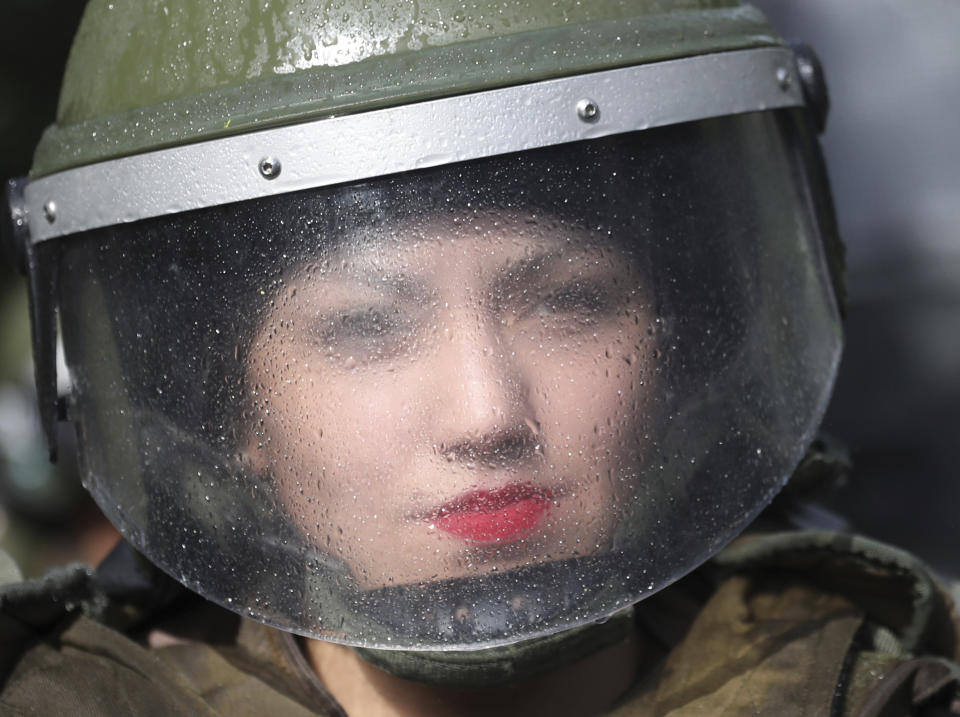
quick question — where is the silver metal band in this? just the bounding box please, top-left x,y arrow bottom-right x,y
25,47 -> 802,243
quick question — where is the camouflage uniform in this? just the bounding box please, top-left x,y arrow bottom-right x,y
3,531 -> 959,716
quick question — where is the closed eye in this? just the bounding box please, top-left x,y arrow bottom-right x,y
540,282 -> 608,314
328,308 -> 398,340
312,304 -> 421,366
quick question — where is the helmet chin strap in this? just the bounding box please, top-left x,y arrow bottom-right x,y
352,606 -> 636,689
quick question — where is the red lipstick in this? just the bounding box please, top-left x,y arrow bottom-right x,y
431,484 -> 551,544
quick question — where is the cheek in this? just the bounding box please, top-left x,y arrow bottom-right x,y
253,372 -> 420,543
530,349 -> 645,534
527,327 -> 648,441
257,364 -> 428,483
537,364 -> 644,498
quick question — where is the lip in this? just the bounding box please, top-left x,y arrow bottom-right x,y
428,484 -> 553,544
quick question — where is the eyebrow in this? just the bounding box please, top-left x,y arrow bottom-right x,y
494,246 -> 612,292
495,250 -> 559,289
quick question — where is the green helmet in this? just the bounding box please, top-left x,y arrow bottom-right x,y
34,0 -> 788,175
8,0 -> 843,652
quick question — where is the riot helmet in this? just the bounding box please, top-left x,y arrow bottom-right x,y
6,0 -> 843,651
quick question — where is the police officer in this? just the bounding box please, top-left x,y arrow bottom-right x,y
2,0 -> 958,714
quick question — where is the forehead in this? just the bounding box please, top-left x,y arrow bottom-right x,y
304,210 -> 621,280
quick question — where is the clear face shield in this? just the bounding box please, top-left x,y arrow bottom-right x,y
42,107 -> 841,649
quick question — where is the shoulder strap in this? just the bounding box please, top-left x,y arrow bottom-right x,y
0,541 -> 184,681
0,561 -> 96,680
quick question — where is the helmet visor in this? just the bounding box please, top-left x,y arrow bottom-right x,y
58,109 -> 841,649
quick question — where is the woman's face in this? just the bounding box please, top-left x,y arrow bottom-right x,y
245,213 -> 651,589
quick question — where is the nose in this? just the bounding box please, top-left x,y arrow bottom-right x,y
440,423 -> 539,467
430,308 -> 537,464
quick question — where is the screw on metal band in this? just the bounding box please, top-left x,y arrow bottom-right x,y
576,98 -> 600,122
776,66 -> 792,91
42,201 -> 57,223
258,157 -> 282,179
